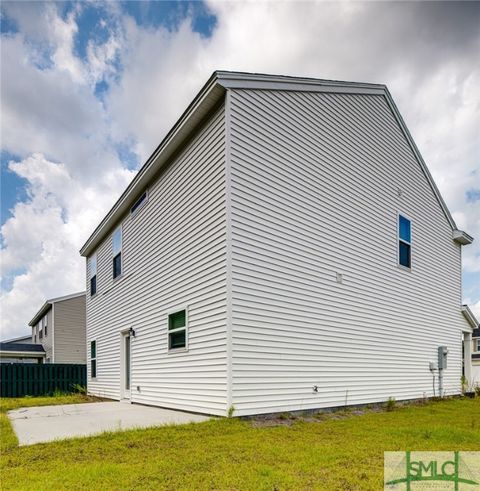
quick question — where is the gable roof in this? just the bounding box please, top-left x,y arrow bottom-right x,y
28,291 -> 86,327
0,343 -> 45,354
79,71 -> 473,257
1,334 -> 32,344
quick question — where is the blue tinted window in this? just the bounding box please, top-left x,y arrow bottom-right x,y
113,253 -> 122,278
399,215 -> 411,243
90,275 -> 97,296
399,241 -> 411,268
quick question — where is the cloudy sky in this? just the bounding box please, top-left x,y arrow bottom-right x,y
1,1 -> 479,339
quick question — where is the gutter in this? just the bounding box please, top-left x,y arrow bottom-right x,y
462,304 -> 479,329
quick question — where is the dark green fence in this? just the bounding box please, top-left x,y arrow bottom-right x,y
1,363 -> 86,397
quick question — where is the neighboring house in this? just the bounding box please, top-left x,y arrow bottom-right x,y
28,292 -> 87,364
461,305 -> 479,388
80,71 -> 474,417
471,328 -> 480,386
0,335 -> 45,363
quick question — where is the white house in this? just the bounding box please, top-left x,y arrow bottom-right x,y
80,71 -> 474,417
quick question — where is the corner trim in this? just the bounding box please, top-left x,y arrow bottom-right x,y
225,89 -> 233,415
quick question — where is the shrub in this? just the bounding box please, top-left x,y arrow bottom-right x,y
72,384 -> 87,395
386,397 -> 396,412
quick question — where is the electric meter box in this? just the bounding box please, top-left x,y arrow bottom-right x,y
437,346 -> 448,370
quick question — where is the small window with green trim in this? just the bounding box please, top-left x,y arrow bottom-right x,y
168,309 -> 187,350
90,340 -> 97,378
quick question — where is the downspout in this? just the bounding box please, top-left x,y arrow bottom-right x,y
52,303 -> 55,363
438,368 -> 443,398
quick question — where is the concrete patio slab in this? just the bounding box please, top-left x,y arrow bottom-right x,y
8,401 -> 210,446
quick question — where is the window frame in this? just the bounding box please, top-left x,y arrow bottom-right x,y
397,213 -> 412,270
167,307 -> 189,353
130,190 -> 148,217
90,339 -> 97,379
112,225 -> 123,280
89,253 -> 97,296
475,339 -> 480,353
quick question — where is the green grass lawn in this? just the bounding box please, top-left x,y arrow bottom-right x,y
1,396 -> 479,490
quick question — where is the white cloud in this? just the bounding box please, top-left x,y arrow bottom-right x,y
107,0 -> 480,271
1,1 -> 479,339
1,153 -> 133,337
465,298 -> 480,321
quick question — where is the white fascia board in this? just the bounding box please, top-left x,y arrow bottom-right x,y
216,71 -> 385,95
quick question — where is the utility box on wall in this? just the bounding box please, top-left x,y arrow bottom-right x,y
438,346 -> 448,370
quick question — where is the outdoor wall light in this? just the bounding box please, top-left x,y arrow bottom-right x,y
129,327 -> 136,338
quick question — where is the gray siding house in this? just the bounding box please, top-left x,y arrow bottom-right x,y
29,292 -> 86,364
81,72 -> 474,417
473,329 -> 480,385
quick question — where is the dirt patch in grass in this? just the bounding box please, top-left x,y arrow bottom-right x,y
249,397 -> 451,427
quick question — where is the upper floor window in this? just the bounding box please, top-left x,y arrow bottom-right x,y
90,253 -> 97,296
398,215 -> 411,269
113,226 -> 122,279
475,339 -> 480,353
168,309 -> 187,350
131,191 -> 148,216
44,318 -> 48,337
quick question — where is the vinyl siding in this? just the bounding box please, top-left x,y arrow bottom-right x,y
42,309 -> 53,361
53,296 -> 86,363
32,310 -> 53,360
229,88 -> 466,416
86,104 -> 228,415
